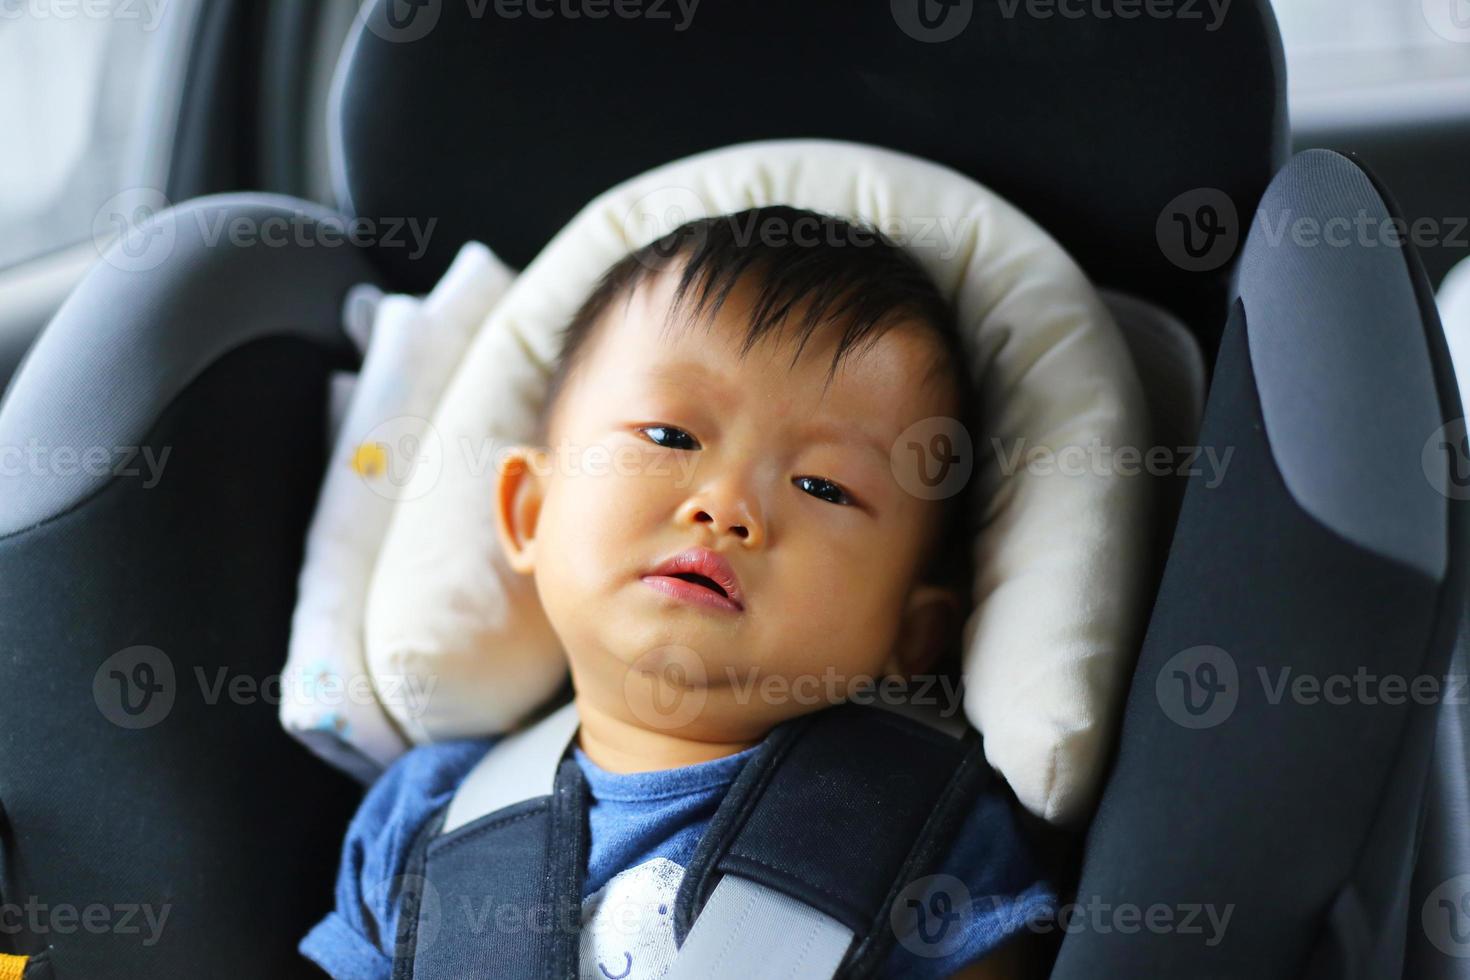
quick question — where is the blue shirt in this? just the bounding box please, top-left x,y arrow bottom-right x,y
301,732 -> 1056,979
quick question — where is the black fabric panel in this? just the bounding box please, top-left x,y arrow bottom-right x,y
336,0 -> 1287,347
414,798 -> 560,979
546,760 -> 589,980
1050,300 -> 1450,978
0,338 -> 361,978
675,705 -> 979,944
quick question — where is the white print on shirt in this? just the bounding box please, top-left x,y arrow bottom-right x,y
579,857 -> 684,980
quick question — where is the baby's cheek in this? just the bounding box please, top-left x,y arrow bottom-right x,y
777,571 -> 899,678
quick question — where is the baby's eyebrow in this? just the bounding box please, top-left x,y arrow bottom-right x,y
642,361 -> 722,389
798,419 -> 890,467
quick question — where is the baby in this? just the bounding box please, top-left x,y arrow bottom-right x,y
302,205 -> 1057,979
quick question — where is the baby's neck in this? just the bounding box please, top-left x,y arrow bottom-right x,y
574,696 -> 759,774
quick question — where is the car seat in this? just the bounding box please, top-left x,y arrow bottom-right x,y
0,1 -> 1463,978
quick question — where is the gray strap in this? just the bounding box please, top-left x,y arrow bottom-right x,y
441,701 -> 580,833
666,874 -> 854,980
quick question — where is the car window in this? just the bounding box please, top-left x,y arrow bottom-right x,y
1273,0 -> 1470,109
0,0 -> 197,271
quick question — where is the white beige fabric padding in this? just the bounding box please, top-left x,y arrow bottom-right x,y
365,139 -> 1153,825
283,242 -> 513,781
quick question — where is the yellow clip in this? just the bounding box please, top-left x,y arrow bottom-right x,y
350,442 -> 388,478
0,953 -> 29,980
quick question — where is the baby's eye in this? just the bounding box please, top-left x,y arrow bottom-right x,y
638,425 -> 701,451
793,475 -> 855,506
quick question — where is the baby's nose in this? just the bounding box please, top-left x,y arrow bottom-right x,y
679,494 -> 763,546
693,508 -> 750,540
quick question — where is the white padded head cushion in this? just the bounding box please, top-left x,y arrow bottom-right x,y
367,139 -> 1152,825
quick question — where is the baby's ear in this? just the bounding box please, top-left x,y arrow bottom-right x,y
494,445 -> 550,575
883,583 -> 964,679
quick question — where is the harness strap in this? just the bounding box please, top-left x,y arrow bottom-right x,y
443,701 -> 581,832
671,702 -> 987,978
396,701 -> 587,980
664,874 -> 852,980
397,700 -> 987,980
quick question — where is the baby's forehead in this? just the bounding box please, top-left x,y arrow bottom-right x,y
543,274 -> 953,457
607,266 -> 951,390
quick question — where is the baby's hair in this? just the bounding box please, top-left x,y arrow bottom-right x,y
538,204 -> 979,612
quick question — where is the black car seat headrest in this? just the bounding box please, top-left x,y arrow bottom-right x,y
330,0 -> 1288,348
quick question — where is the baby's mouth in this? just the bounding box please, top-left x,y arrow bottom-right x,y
667,572 -> 729,599
641,548 -> 746,613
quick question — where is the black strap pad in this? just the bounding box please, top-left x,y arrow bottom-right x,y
674,703 -> 989,975
397,761 -> 588,980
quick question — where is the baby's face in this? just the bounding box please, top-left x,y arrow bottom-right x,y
498,267 -> 961,745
